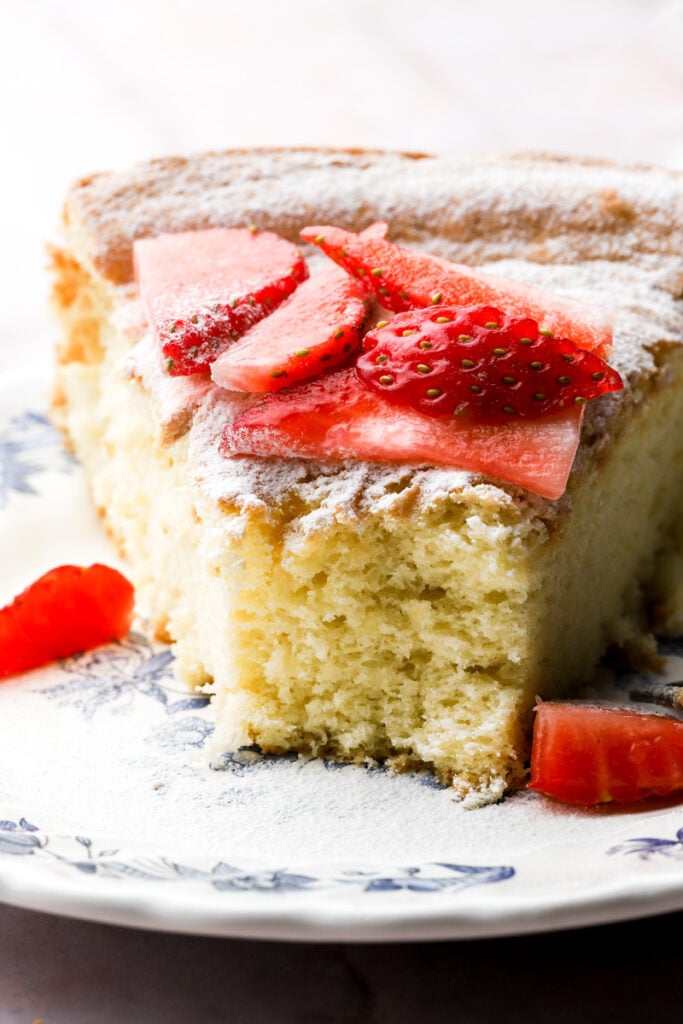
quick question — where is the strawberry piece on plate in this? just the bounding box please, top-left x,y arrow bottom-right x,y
529,702 -> 683,805
220,368 -> 583,500
357,305 -> 622,422
300,224 -> 613,356
0,564 -> 135,679
211,266 -> 369,393
134,228 -> 308,375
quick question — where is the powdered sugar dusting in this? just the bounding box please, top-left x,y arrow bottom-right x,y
66,150 -> 683,284
191,387 -> 483,525
69,149 -> 683,526
120,250 -> 683,532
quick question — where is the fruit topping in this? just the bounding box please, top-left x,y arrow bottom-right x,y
134,227 -> 308,375
529,702 -> 683,805
220,367 -> 583,499
0,564 -> 135,680
357,305 -> 622,423
300,224 -> 613,356
211,266 -> 368,393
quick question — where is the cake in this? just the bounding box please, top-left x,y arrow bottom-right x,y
50,149 -> 683,806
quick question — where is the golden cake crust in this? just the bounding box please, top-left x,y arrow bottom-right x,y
63,148 -> 683,284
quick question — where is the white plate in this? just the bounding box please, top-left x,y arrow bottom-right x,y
1,367 -> 683,942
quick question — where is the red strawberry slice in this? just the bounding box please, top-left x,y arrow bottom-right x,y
220,368 -> 583,499
0,564 -> 135,680
529,702 -> 683,805
357,305 -> 622,423
134,228 -> 308,376
300,225 -> 613,356
211,266 -> 369,393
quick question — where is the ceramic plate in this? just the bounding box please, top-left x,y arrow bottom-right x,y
1,366 -> 683,942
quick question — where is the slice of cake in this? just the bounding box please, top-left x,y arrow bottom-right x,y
50,149 -> 683,805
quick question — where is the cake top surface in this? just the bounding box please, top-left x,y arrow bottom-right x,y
65,148 -> 683,284
63,148 -> 683,525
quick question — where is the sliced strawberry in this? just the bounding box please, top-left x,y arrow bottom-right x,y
134,228 -> 308,375
357,305 -> 622,423
529,702 -> 683,805
0,564 -> 135,680
220,368 -> 583,500
300,225 -> 613,356
211,266 -> 368,393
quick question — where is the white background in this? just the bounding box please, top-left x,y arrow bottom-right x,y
1,1 -> 683,1020
2,0 -> 683,371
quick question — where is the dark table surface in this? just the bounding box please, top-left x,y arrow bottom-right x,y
1,901 -> 680,1023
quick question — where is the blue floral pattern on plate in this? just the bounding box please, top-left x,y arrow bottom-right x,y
41,632 -> 211,722
0,819 -> 514,894
0,411 -> 75,509
609,827 -> 683,860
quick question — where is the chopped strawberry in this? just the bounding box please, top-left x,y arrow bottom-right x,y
134,228 -> 308,375
220,368 -> 583,499
300,225 -> 613,356
357,305 -> 622,423
529,702 -> 683,805
211,266 -> 369,393
0,565 -> 135,680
